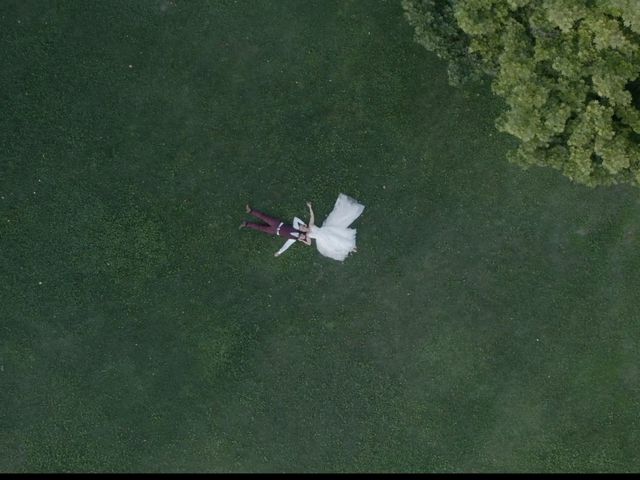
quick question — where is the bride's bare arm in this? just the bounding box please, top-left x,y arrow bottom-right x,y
299,233 -> 312,246
306,202 -> 315,227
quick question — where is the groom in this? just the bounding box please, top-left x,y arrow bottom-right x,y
239,203 -> 312,256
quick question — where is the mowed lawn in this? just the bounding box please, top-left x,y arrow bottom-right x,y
1,0 -> 639,473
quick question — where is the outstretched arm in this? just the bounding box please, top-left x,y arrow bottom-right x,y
306,202 -> 315,227
275,238 -> 296,257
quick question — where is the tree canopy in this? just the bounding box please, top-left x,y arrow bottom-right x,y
401,0 -> 484,86
403,0 -> 640,187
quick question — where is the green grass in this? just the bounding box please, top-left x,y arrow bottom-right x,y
2,0 -> 640,473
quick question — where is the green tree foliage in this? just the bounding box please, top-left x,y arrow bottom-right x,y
402,0 -> 484,85
404,0 -> 640,187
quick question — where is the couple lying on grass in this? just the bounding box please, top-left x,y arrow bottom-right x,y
240,193 -> 364,262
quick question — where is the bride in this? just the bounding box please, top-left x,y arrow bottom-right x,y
299,193 -> 365,261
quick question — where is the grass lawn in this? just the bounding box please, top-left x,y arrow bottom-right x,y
1,0 -> 639,472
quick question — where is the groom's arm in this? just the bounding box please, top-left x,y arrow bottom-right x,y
274,238 -> 296,257
292,216 -> 307,230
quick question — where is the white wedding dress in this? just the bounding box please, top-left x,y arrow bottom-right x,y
309,193 -> 365,261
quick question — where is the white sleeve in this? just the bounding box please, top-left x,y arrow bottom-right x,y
275,238 -> 296,257
293,216 -> 307,229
